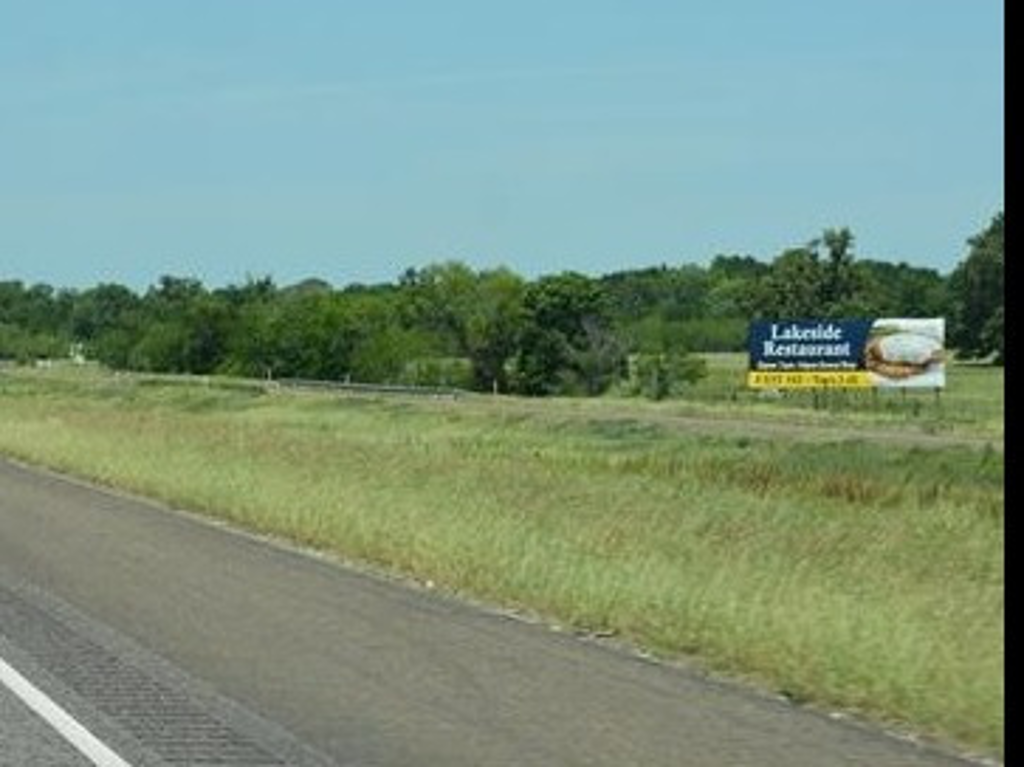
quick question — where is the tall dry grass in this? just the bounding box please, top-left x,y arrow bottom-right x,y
0,368 -> 1004,755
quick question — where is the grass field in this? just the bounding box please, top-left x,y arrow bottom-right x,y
0,362 -> 1004,757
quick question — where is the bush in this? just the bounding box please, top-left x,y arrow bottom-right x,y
628,352 -> 708,400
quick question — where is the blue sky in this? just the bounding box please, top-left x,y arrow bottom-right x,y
0,1 -> 1004,289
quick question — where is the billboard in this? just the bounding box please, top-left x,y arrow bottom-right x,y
747,318 -> 945,389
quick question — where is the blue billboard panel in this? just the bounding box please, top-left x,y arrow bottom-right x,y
748,320 -> 873,371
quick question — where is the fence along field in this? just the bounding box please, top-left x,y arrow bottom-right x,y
0,360 -> 1004,758
686,353 -> 1002,439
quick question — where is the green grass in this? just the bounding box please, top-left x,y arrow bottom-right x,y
0,364 -> 1004,757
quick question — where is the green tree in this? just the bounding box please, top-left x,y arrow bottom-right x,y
820,227 -> 858,311
853,261 -> 952,317
214,276 -> 277,308
756,246 -> 824,318
72,283 -> 141,341
980,306 -> 1004,364
145,276 -> 206,320
233,292 -> 343,379
121,279 -> 234,374
402,262 -> 526,392
129,321 -> 191,372
180,295 -> 233,373
0,281 -> 69,360
513,272 -> 624,395
949,212 -> 1004,361
601,265 -> 710,322
465,269 -> 526,391
568,318 -> 627,395
0,323 -> 66,363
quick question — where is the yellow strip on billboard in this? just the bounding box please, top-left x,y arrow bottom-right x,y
746,371 -> 874,389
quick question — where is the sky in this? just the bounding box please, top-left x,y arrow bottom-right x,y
0,1 -> 1004,290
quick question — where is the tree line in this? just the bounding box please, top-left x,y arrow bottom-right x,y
0,214 -> 1004,397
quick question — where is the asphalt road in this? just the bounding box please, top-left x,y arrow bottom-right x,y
0,682 -> 92,767
0,458 -> 977,766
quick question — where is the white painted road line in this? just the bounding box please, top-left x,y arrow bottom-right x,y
0,654 -> 132,767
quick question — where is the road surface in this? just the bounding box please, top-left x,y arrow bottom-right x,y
0,458 -> 978,766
